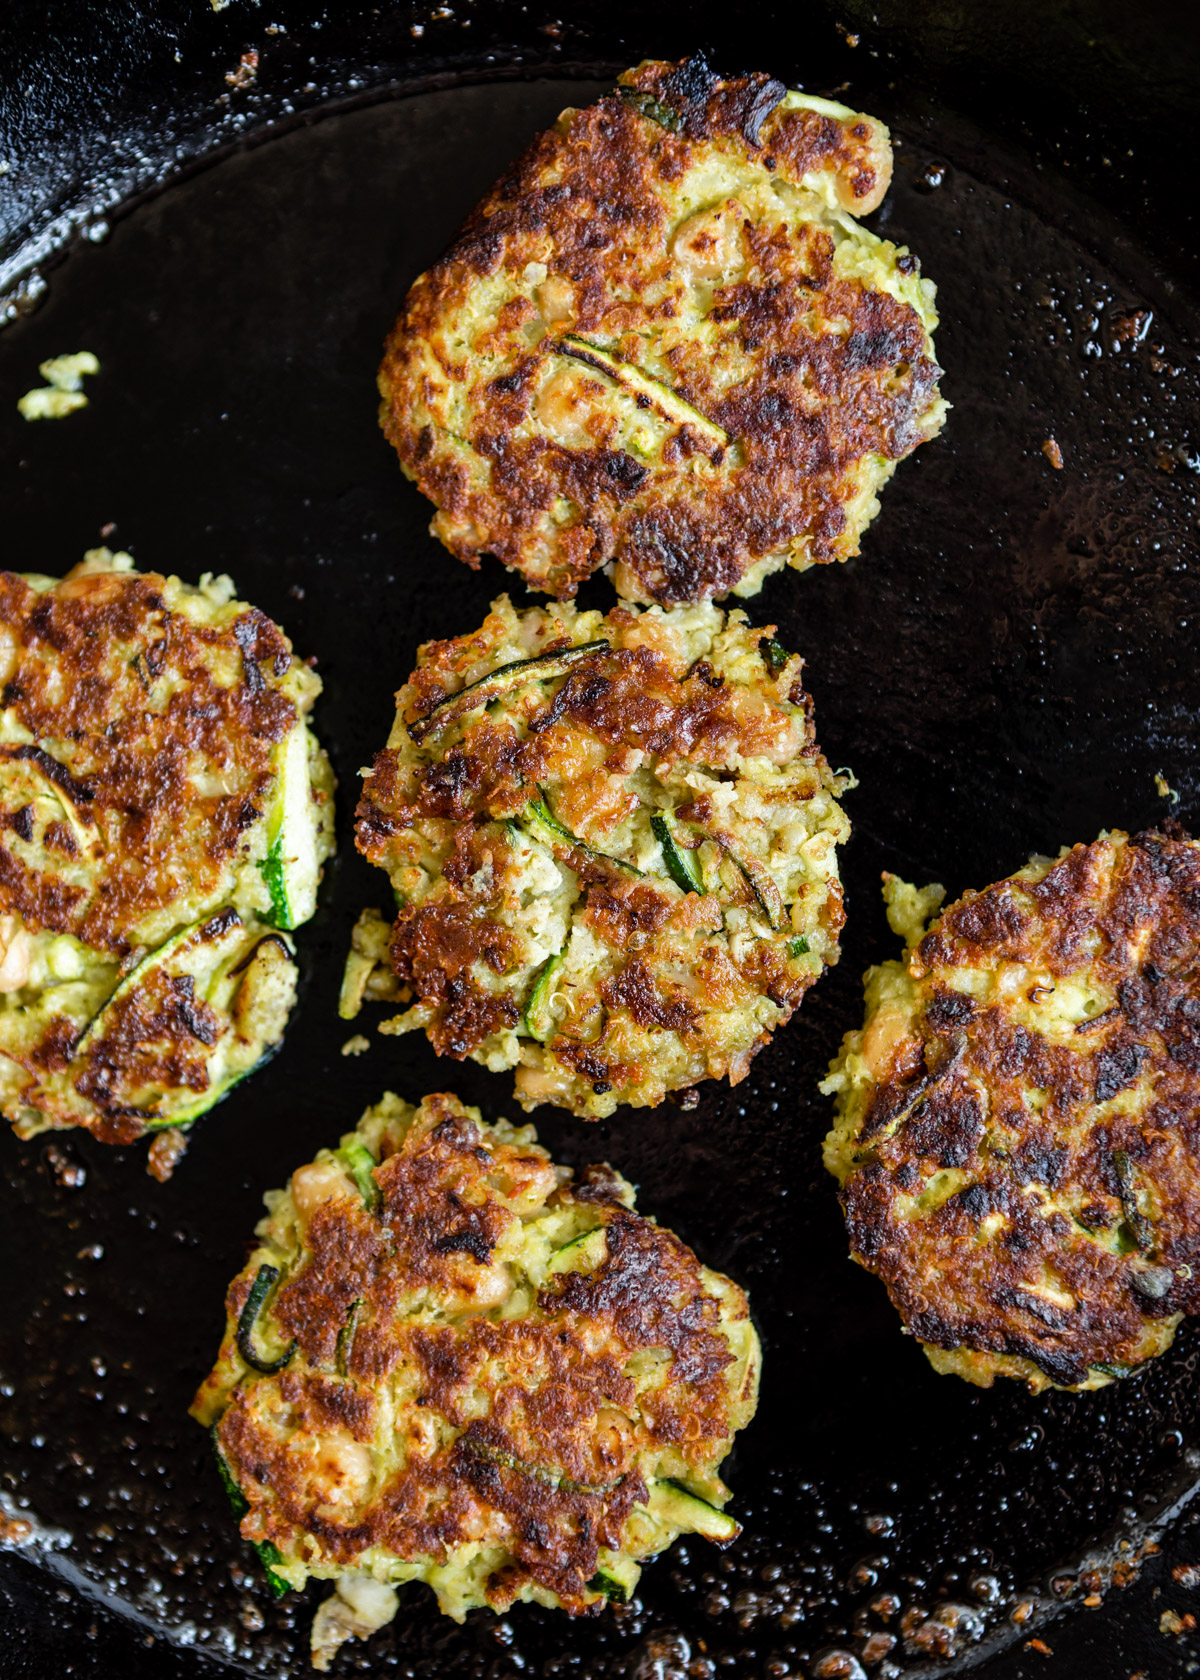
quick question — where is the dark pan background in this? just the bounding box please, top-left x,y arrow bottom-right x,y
3,5 -> 1200,1679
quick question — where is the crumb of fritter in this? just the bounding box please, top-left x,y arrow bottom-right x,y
824,831 -> 1200,1393
0,548 -> 335,1149
191,1090 -> 760,1669
338,907 -> 410,1019
146,1126 -> 189,1182
379,56 -> 945,605
350,594 -> 850,1118
18,351 -> 100,419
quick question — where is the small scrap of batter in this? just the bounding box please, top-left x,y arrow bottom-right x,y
18,352 -> 100,420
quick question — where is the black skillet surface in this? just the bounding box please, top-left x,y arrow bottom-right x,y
3,5 -> 1200,1679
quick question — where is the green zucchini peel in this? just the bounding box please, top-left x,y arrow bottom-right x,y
211,1428 -> 290,1598
759,637 -> 791,676
257,718 -> 322,931
407,641 -> 610,745
258,834 -> 290,928
618,86 -> 683,132
253,1538 -> 291,1600
212,1429 -> 248,1517
522,792 -> 643,876
715,834 -> 786,930
651,812 -> 703,894
588,1561 -> 637,1602
545,1226 -> 608,1276
651,1478 -> 741,1543
557,335 -> 727,454
522,952 -> 563,1041
236,1263 -> 296,1376
458,1434 -> 620,1498
1112,1148 -> 1153,1251
338,1138 -> 381,1212
523,796 -> 578,849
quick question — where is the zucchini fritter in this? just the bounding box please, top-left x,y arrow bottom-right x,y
351,594 -> 850,1118
379,56 -> 945,605
824,832 -> 1200,1393
0,549 -> 334,1150
191,1091 -> 760,1669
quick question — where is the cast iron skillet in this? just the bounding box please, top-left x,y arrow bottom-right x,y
2,5 -> 1200,1678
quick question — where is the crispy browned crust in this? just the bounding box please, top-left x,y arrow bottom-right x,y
4,914 -> 295,1143
65,910 -> 233,1142
842,832 -> 1200,1388
356,620 -> 834,1079
0,569 -> 295,953
620,59 -> 892,212
216,1094 -> 741,1609
378,57 -> 940,604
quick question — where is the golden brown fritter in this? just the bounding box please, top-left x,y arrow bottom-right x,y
192,1091 -> 760,1667
349,595 -> 850,1118
378,56 -> 945,605
824,832 -> 1200,1393
0,564 -> 294,952
0,550 -> 334,1150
